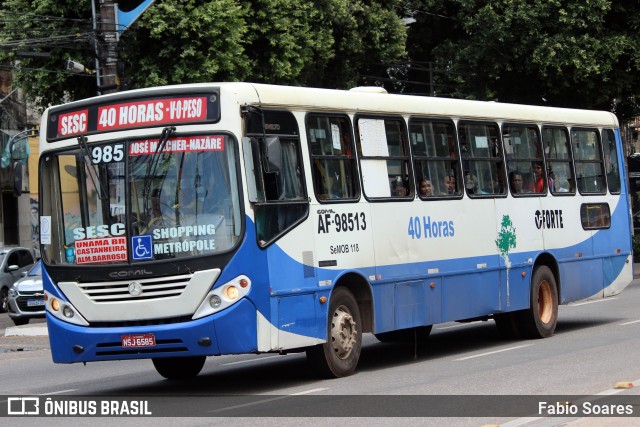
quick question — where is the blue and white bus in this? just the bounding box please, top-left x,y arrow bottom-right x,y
38,83 -> 633,379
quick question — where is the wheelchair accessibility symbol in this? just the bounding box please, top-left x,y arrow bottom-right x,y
132,235 -> 153,260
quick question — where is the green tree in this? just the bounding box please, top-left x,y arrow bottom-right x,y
403,0 -> 640,121
0,0 -> 407,110
0,0 -> 97,108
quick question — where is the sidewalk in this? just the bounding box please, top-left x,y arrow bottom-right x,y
0,323 -> 49,352
4,323 -> 48,337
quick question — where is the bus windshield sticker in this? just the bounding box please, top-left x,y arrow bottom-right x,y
75,236 -> 128,264
150,222 -> 220,256
131,235 -> 154,261
129,135 -> 225,156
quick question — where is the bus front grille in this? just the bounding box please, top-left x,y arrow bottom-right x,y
76,274 -> 193,303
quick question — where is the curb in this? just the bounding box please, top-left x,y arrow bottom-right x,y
4,325 -> 48,337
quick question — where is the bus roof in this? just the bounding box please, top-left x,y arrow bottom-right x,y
45,82 -> 619,128
246,83 -> 618,128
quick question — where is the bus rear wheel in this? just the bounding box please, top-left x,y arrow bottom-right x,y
306,287 -> 362,378
518,265 -> 558,338
152,356 -> 206,380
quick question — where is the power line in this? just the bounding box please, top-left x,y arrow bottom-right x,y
0,63 -> 95,78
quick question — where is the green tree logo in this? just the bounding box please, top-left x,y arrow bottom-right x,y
496,215 -> 517,306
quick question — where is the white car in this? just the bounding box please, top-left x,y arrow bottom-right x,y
0,246 -> 36,314
7,261 -> 44,326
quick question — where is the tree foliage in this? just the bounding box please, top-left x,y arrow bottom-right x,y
404,0 -> 640,121
2,0 -> 640,122
0,0 -> 407,111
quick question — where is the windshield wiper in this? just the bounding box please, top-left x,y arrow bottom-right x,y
77,135 -> 108,201
141,126 -> 176,214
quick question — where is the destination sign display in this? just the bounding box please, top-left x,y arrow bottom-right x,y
47,91 -> 220,141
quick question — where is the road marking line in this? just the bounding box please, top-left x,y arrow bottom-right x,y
290,388 -> 327,396
207,388 -> 327,413
569,298 -> 617,306
40,389 -> 77,395
221,355 -> 287,366
455,344 -> 533,361
619,319 -> 640,326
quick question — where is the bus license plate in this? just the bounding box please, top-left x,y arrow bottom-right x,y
121,334 -> 156,348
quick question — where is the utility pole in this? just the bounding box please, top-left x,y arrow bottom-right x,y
94,0 -> 119,94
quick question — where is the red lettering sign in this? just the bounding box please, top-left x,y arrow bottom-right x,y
97,97 -> 207,131
75,236 -> 128,264
58,110 -> 88,137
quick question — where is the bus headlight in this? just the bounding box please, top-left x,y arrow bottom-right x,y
62,306 -> 75,318
45,291 -> 89,326
193,275 -> 252,319
209,295 -> 222,309
225,286 -> 239,300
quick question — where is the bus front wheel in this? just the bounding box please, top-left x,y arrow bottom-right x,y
518,265 -> 558,338
152,356 -> 206,380
306,287 -> 362,378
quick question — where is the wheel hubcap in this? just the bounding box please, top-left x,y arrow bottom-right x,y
330,305 -> 357,359
537,280 -> 553,324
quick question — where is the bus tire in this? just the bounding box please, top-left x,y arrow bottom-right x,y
152,356 -> 206,380
306,287 -> 362,378
518,265 -> 558,338
374,326 -> 432,343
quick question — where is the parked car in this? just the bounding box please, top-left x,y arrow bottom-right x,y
0,246 -> 36,313
8,261 -> 44,326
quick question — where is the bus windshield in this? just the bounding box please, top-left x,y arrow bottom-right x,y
40,133 -> 241,265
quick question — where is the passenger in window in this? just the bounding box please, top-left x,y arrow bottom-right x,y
509,171 -> 525,194
418,178 -> 433,196
443,175 -> 456,195
547,169 -> 556,192
465,173 -> 487,195
391,177 -> 409,196
532,162 -> 553,193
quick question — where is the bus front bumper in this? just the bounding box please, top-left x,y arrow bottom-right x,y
46,298 -> 259,364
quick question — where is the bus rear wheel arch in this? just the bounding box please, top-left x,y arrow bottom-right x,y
306,287 -> 362,378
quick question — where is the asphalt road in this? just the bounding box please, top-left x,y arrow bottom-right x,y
1,272 -> 640,426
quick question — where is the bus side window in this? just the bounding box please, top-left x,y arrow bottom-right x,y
244,108 -> 309,247
602,128 -> 621,194
572,128 -> 606,194
306,114 -> 359,201
459,121 -> 505,197
542,126 -> 576,195
409,118 -> 462,198
357,116 -> 412,199
503,123 -> 544,196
